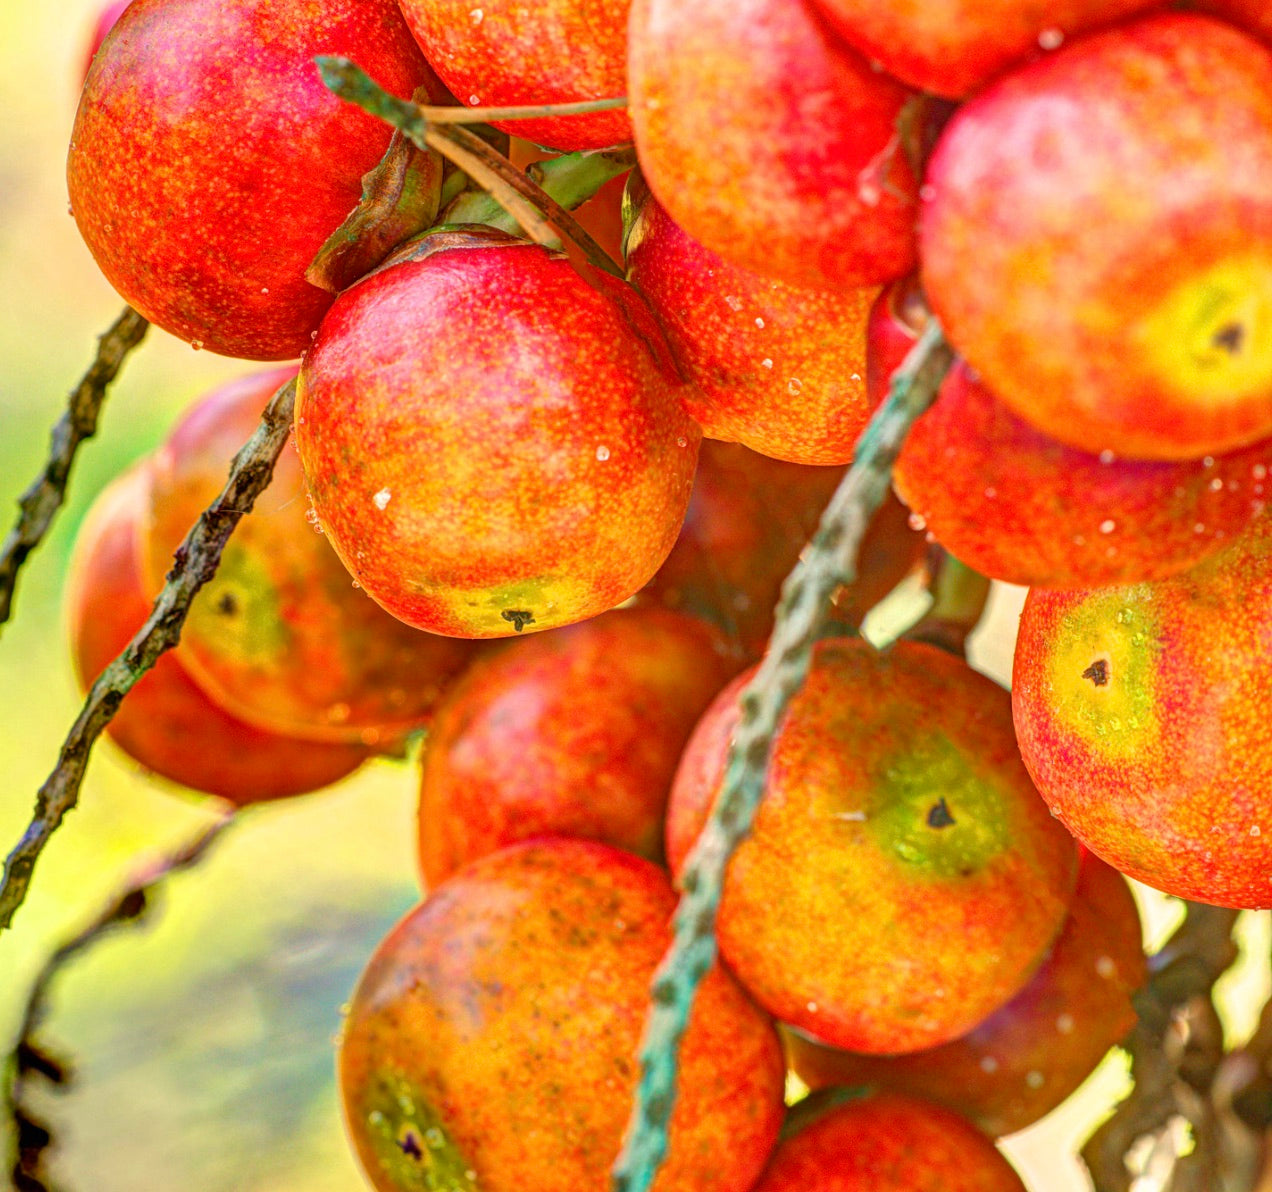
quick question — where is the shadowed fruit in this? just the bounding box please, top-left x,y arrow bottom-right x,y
417,606 -> 739,884
296,233 -> 700,638
628,0 -> 919,292
922,13 -> 1272,460
786,850 -> 1146,1137
142,369 -> 478,746
68,464 -> 368,804
68,0 -> 440,360
339,839 -> 786,1192
869,279 -> 1272,588
1013,513 -> 1272,907
667,638 -> 1079,1054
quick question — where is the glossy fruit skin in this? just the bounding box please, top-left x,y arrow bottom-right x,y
339,839 -> 786,1192
786,850 -> 1145,1137
398,0 -> 631,150
1013,514 -> 1272,908
296,237 -> 700,639
922,13 -> 1272,460
869,281 -> 1272,588
807,0 -> 1157,98
68,0 -> 439,360
142,368 -> 478,746
625,186 -> 876,465
753,1092 -> 1027,1192
417,606 -> 739,884
667,638 -> 1079,1054
68,465 -> 368,804
628,0 -> 919,293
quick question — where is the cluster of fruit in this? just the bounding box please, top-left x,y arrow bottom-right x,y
62,0 -> 1272,1187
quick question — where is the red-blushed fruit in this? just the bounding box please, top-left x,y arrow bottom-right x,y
296,234 -> 700,639
641,441 -> 925,661
752,1092 -> 1027,1192
807,0 -> 1158,98
666,638 -> 1079,1054
627,0 -> 920,293
921,13 -> 1272,461
1195,0 -> 1272,43
339,839 -> 786,1192
417,606 -> 739,885
68,0 -> 441,360
67,464 -> 369,804
80,0 -> 131,81
786,850 -> 1146,1138
869,280 -> 1272,588
625,183 -> 877,465
397,0 -> 630,151
1013,513 -> 1272,907
141,368 -> 478,746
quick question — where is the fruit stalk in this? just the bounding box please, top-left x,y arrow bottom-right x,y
0,379 -> 296,934
611,319 -> 954,1192
0,306 -> 148,633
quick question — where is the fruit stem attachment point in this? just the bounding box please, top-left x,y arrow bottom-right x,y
611,318 -> 954,1192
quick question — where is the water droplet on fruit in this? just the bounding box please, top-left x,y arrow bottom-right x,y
851,373 -> 861,382
984,486 -> 997,500
1255,464 -> 1268,480
1194,522 -> 1206,534
373,487 -> 392,510
979,1056 -> 999,1074
676,436 -> 688,447
1038,27 -> 1064,50
761,358 -> 774,369
1099,519 -> 1116,534
788,378 -> 803,395
1252,825 -> 1262,837
1057,1013 -> 1075,1034
190,340 -> 204,351
1203,456 -> 1215,468
1099,449 -> 1116,464
908,512 -> 927,532
806,1002 -> 818,1013
724,295 -> 743,312
595,445 -> 610,462
754,317 -> 765,329
470,6 -> 483,21
425,1128 -> 444,1149
368,1111 -> 385,1127
1026,1070 -> 1045,1089
260,286 -> 269,294
1210,477 -> 1224,492
1096,955 -> 1117,979
468,94 -> 481,105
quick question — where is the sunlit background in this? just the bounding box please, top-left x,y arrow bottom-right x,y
0,5 -> 1267,1191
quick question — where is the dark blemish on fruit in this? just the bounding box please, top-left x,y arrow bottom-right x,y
1082,659 -> 1109,686
1213,322 -> 1246,354
502,609 -> 535,632
216,592 -> 238,616
397,1131 -> 423,1160
927,797 -> 956,828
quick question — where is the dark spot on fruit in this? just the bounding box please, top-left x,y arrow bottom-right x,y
1213,322 -> 1246,354
926,797 -> 956,828
1082,659 -> 1109,686
502,609 -> 535,632
216,592 -> 239,616
397,1131 -> 423,1160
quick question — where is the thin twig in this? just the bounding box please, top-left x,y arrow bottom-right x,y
315,58 -> 625,278
0,307 -> 149,633
611,320 -> 954,1192
3,815 -> 233,1191
0,379 -> 296,935
414,95 -> 627,125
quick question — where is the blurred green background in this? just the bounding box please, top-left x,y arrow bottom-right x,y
0,5 -> 1267,1191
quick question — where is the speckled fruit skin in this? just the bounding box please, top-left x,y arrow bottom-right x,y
921,14 -> 1272,461
667,638 -> 1079,1054
339,839 -> 786,1192
296,236 -> 700,639
627,0 -> 919,293
68,0 -> 439,361
142,369 -> 477,746
807,0 -> 1157,98
786,851 -> 1146,1138
1013,515 -> 1272,907
869,280 -> 1272,588
80,0 -> 131,81
642,441 -> 924,662
417,606 -> 739,885
625,185 -> 876,465
398,0 -> 631,150
68,465 -> 368,804
752,1092 -> 1027,1192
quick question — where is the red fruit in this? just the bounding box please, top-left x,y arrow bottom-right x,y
1195,0 -> 1272,43
339,839 -> 786,1192
628,0 -> 919,292
68,465 -> 368,804
787,851 -> 1146,1137
80,0 -> 132,82
752,1093 -> 1026,1192
921,13 -> 1272,460
1013,513 -> 1272,908
667,638 -> 1078,1054
869,280 -> 1272,588
808,0 -> 1157,98
296,235 -> 700,638
398,0 -> 631,150
418,607 -> 738,884
142,368 -> 477,746
68,0 -> 441,360
625,185 -> 876,465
